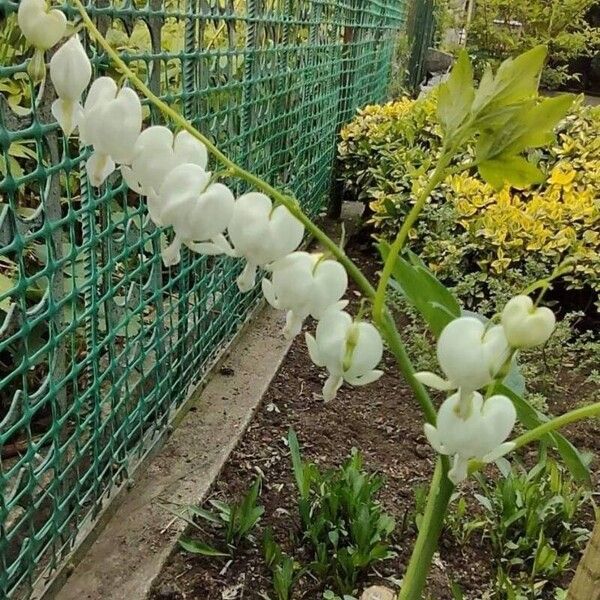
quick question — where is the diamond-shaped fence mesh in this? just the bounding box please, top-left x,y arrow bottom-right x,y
0,0 -> 405,597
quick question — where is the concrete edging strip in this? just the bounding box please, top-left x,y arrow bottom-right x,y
56,305 -> 292,600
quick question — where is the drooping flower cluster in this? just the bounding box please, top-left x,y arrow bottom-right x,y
417,296 -> 556,484
32,13 -> 384,403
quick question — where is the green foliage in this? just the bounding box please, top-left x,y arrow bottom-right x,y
288,430 -> 395,595
339,89 -> 599,309
263,529 -> 301,600
453,455 -> 595,598
466,0 -> 600,89
178,478 -> 264,557
378,243 -> 461,337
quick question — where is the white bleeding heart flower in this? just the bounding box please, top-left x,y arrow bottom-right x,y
305,309 -> 383,402
157,163 -> 235,266
501,295 -> 556,349
262,252 -> 348,338
228,192 -> 304,292
49,35 -> 92,136
121,127 -> 208,214
18,0 -> 67,50
415,316 -> 510,399
424,391 -> 516,484
79,77 -> 142,186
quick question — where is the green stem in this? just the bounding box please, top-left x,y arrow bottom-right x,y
513,402 -> 600,450
378,311 -> 437,424
372,152 -> 453,322
71,0 -> 373,300
398,457 -> 454,600
468,401 -> 600,476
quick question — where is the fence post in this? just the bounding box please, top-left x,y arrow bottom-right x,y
406,0 -> 436,92
568,518 -> 600,600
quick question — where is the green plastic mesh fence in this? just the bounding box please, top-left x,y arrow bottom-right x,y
0,0 -> 404,597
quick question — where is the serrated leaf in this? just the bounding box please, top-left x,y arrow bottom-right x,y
178,538 -> 229,557
476,95 -> 575,162
478,154 -> 545,190
437,49 -> 474,134
473,46 -> 547,116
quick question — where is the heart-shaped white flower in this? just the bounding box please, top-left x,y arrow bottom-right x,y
305,309 -> 383,402
79,77 -> 142,186
18,0 -> 67,50
262,252 -> 348,338
415,316 -> 510,395
157,163 -> 235,266
49,35 -> 92,136
424,391 -> 516,484
227,192 -> 304,292
501,295 -> 556,348
121,127 -> 208,214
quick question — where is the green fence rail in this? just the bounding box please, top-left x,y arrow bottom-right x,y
0,0 -> 405,597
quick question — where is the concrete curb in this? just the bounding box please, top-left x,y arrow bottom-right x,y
57,305 -> 292,600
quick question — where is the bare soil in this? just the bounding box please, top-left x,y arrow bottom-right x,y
149,234 -> 599,600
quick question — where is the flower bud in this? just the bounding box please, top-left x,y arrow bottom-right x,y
228,192 -> 304,292
501,295 -> 556,348
157,163 -> 235,266
79,77 -> 142,185
424,391 -> 516,484
305,309 -> 383,402
50,35 -> 92,136
121,127 -> 208,212
262,252 -> 348,338
415,316 -> 509,394
18,0 -> 67,51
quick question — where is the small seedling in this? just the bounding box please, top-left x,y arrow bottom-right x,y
177,477 -> 264,557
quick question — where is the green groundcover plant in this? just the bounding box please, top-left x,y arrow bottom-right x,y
10,1 -> 600,597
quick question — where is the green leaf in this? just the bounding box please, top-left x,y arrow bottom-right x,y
288,429 -> 311,499
494,384 -> 591,485
534,541 -> 557,573
503,94 -> 575,155
437,49 -> 474,134
476,95 -> 574,162
450,582 -> 465,600
378,242 -> 461,337
478,154 -> 545,190
186,505 -> 222,525
473,46 -> 547,116
178,538 -> 229,557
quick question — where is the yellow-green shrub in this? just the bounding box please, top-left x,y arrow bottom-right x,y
339,97 -> 600,307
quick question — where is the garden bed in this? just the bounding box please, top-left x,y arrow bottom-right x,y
149,233 -> 599,600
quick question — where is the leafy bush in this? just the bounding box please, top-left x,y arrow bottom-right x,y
449,455 -> 594,598
466,0 -> 600,90
288,430 -> 395,595
338,95 -> 600,309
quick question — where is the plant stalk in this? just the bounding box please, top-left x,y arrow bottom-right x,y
513,402 -> 600,450
372,151 -> 453,322
398,457 -> 454,600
